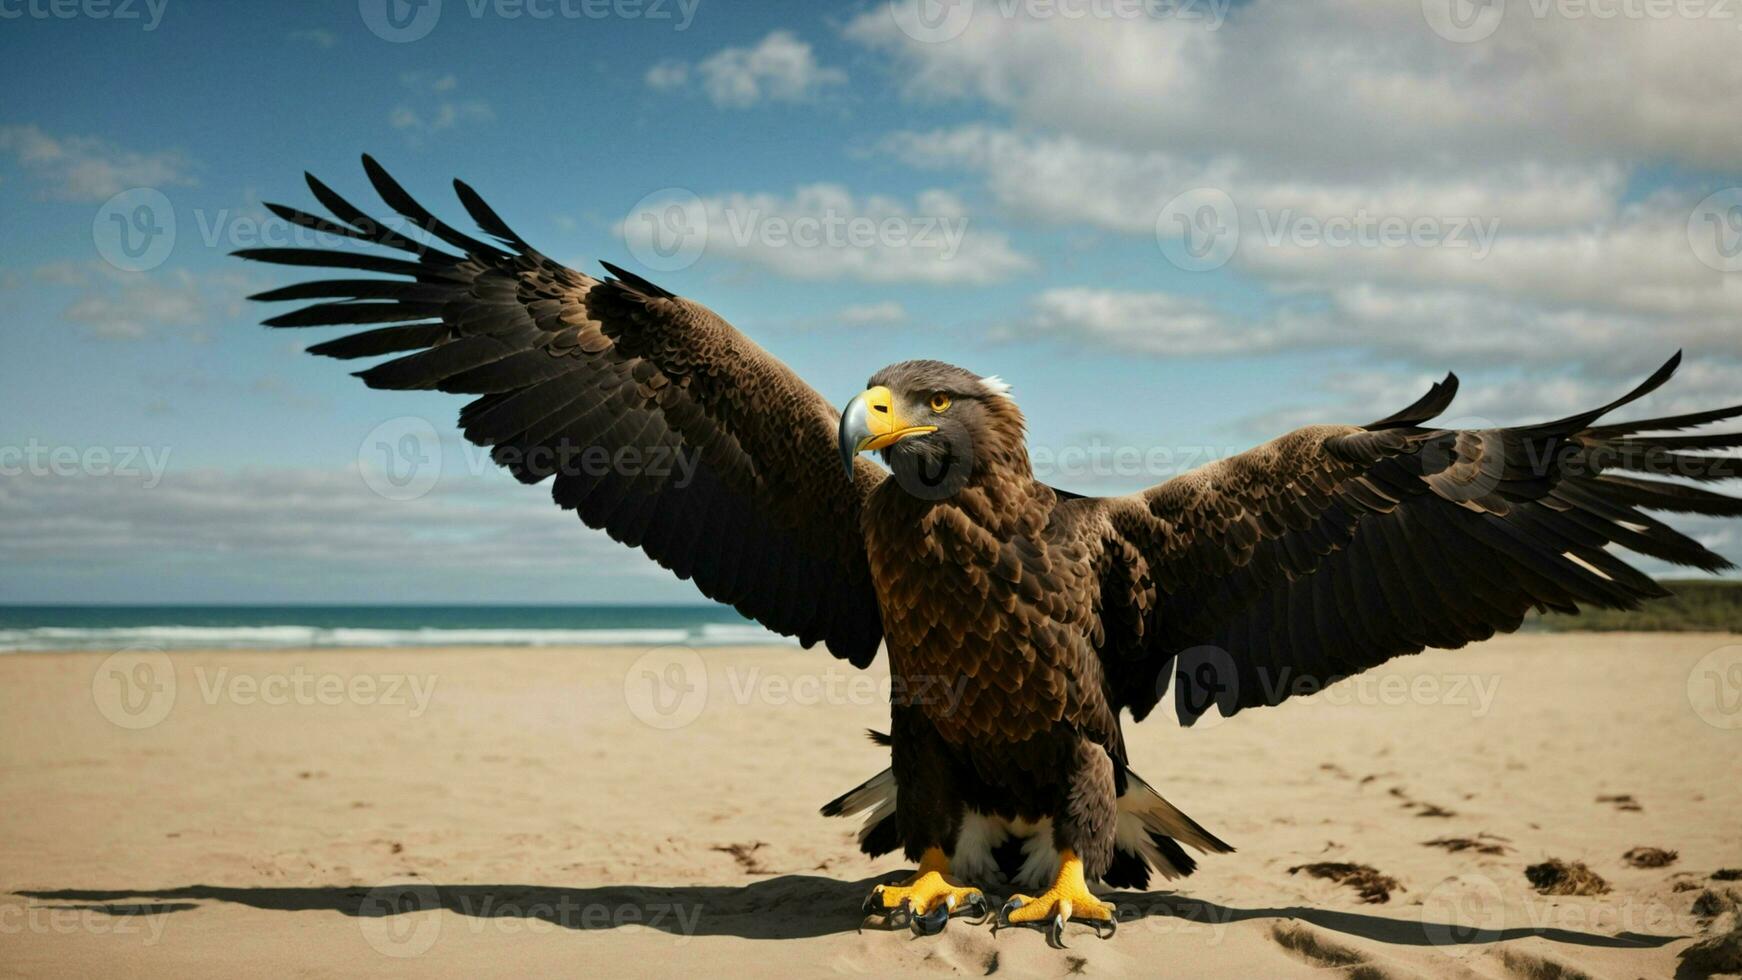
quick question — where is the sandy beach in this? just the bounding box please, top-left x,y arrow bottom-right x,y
3,633 -> 1740,978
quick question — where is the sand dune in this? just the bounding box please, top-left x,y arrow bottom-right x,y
2,633 -> 1740,978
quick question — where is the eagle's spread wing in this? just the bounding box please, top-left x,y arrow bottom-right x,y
1080,353 -> 1742,724
236,156 -> 884,665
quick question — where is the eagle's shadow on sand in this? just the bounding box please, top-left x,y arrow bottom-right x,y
17,876 -> 1679,948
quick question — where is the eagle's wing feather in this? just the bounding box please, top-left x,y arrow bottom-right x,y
237,156 -> 885,666
1075,352 -> 1742,724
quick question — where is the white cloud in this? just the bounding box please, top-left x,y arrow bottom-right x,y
287,28 -> 335,48
887,126 -> 1622,235
0,125 -> 196,201
650,31 -> 846,108
1237,191 -> 1742,322
134,369 -> 331,415
886,126 -> 1742,321
848,0 -> 1742,171
49,263 -> 254,341
390,73 -> 492,137
619,184 -> 1032,285
389,102 -> 495,134
837,301 -> 908,325
400,71 -> 458,93
64,282 -> 199,339
32,261 -> 92,287
1007,283 -> 1740,380
1000,288 -> 1258,356
852,1 -> 1742,382
645,59 -> 689,90
0,464 -> 665,601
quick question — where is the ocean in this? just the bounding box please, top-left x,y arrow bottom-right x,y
0,605 -> 791,652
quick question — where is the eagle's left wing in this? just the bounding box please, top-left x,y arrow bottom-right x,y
1073,354 -> 1742,725
235,157 -> 886,665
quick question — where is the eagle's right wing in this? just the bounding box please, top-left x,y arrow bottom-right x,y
1075,354 -> 1742,724
236,156 -> 885,665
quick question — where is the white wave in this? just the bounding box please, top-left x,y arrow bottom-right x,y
0,624 -> 756,652
694,623 -> 798,645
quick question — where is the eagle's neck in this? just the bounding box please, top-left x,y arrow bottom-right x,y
875,451 -> 1048,542
959,453 -> 1047,537
962,407 -> 1042,536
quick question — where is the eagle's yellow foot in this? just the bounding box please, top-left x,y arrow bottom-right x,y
861,847 -> 989,936
995,849 -> 1118,948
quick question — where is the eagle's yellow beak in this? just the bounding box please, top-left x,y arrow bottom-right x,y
838,385 -> 938,476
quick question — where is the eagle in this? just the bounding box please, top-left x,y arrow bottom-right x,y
237,158 -> 1742,947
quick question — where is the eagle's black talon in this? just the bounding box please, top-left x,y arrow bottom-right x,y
1047,911 -> 1069,949
886,898 -> 912,930
960,892 -> 992,924
997,896 -> 1025,926
911,901 -> 949,936
1092,912 -> 1117,940
862,886 -> 885,915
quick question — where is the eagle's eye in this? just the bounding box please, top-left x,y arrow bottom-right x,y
929,393 -> 952,413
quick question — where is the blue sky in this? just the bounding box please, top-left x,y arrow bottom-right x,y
2,0 -> 1739,602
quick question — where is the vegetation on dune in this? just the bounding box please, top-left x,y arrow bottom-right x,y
1529,580 -> 1742,632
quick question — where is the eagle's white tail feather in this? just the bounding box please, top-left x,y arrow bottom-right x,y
859,797 -> 897,849
829,767 -> 893,818
818,766 -> 897,850
820,764 -> 1231,887
1121,771 -> 1233,860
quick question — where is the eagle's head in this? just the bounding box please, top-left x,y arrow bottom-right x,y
837,360 -> 1026,498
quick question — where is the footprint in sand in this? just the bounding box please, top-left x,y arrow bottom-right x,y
1388,786 -> 1457,818
1268,921 -> 1381,975
1596,793 -> 1643,812
1621,846 -> 1677,868
1496,947 -> 1596,980
711,841 -> 772,874
1422,834 -> 1512,857
1525,859 -> 1610,896
1287,862 -> 1403,904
